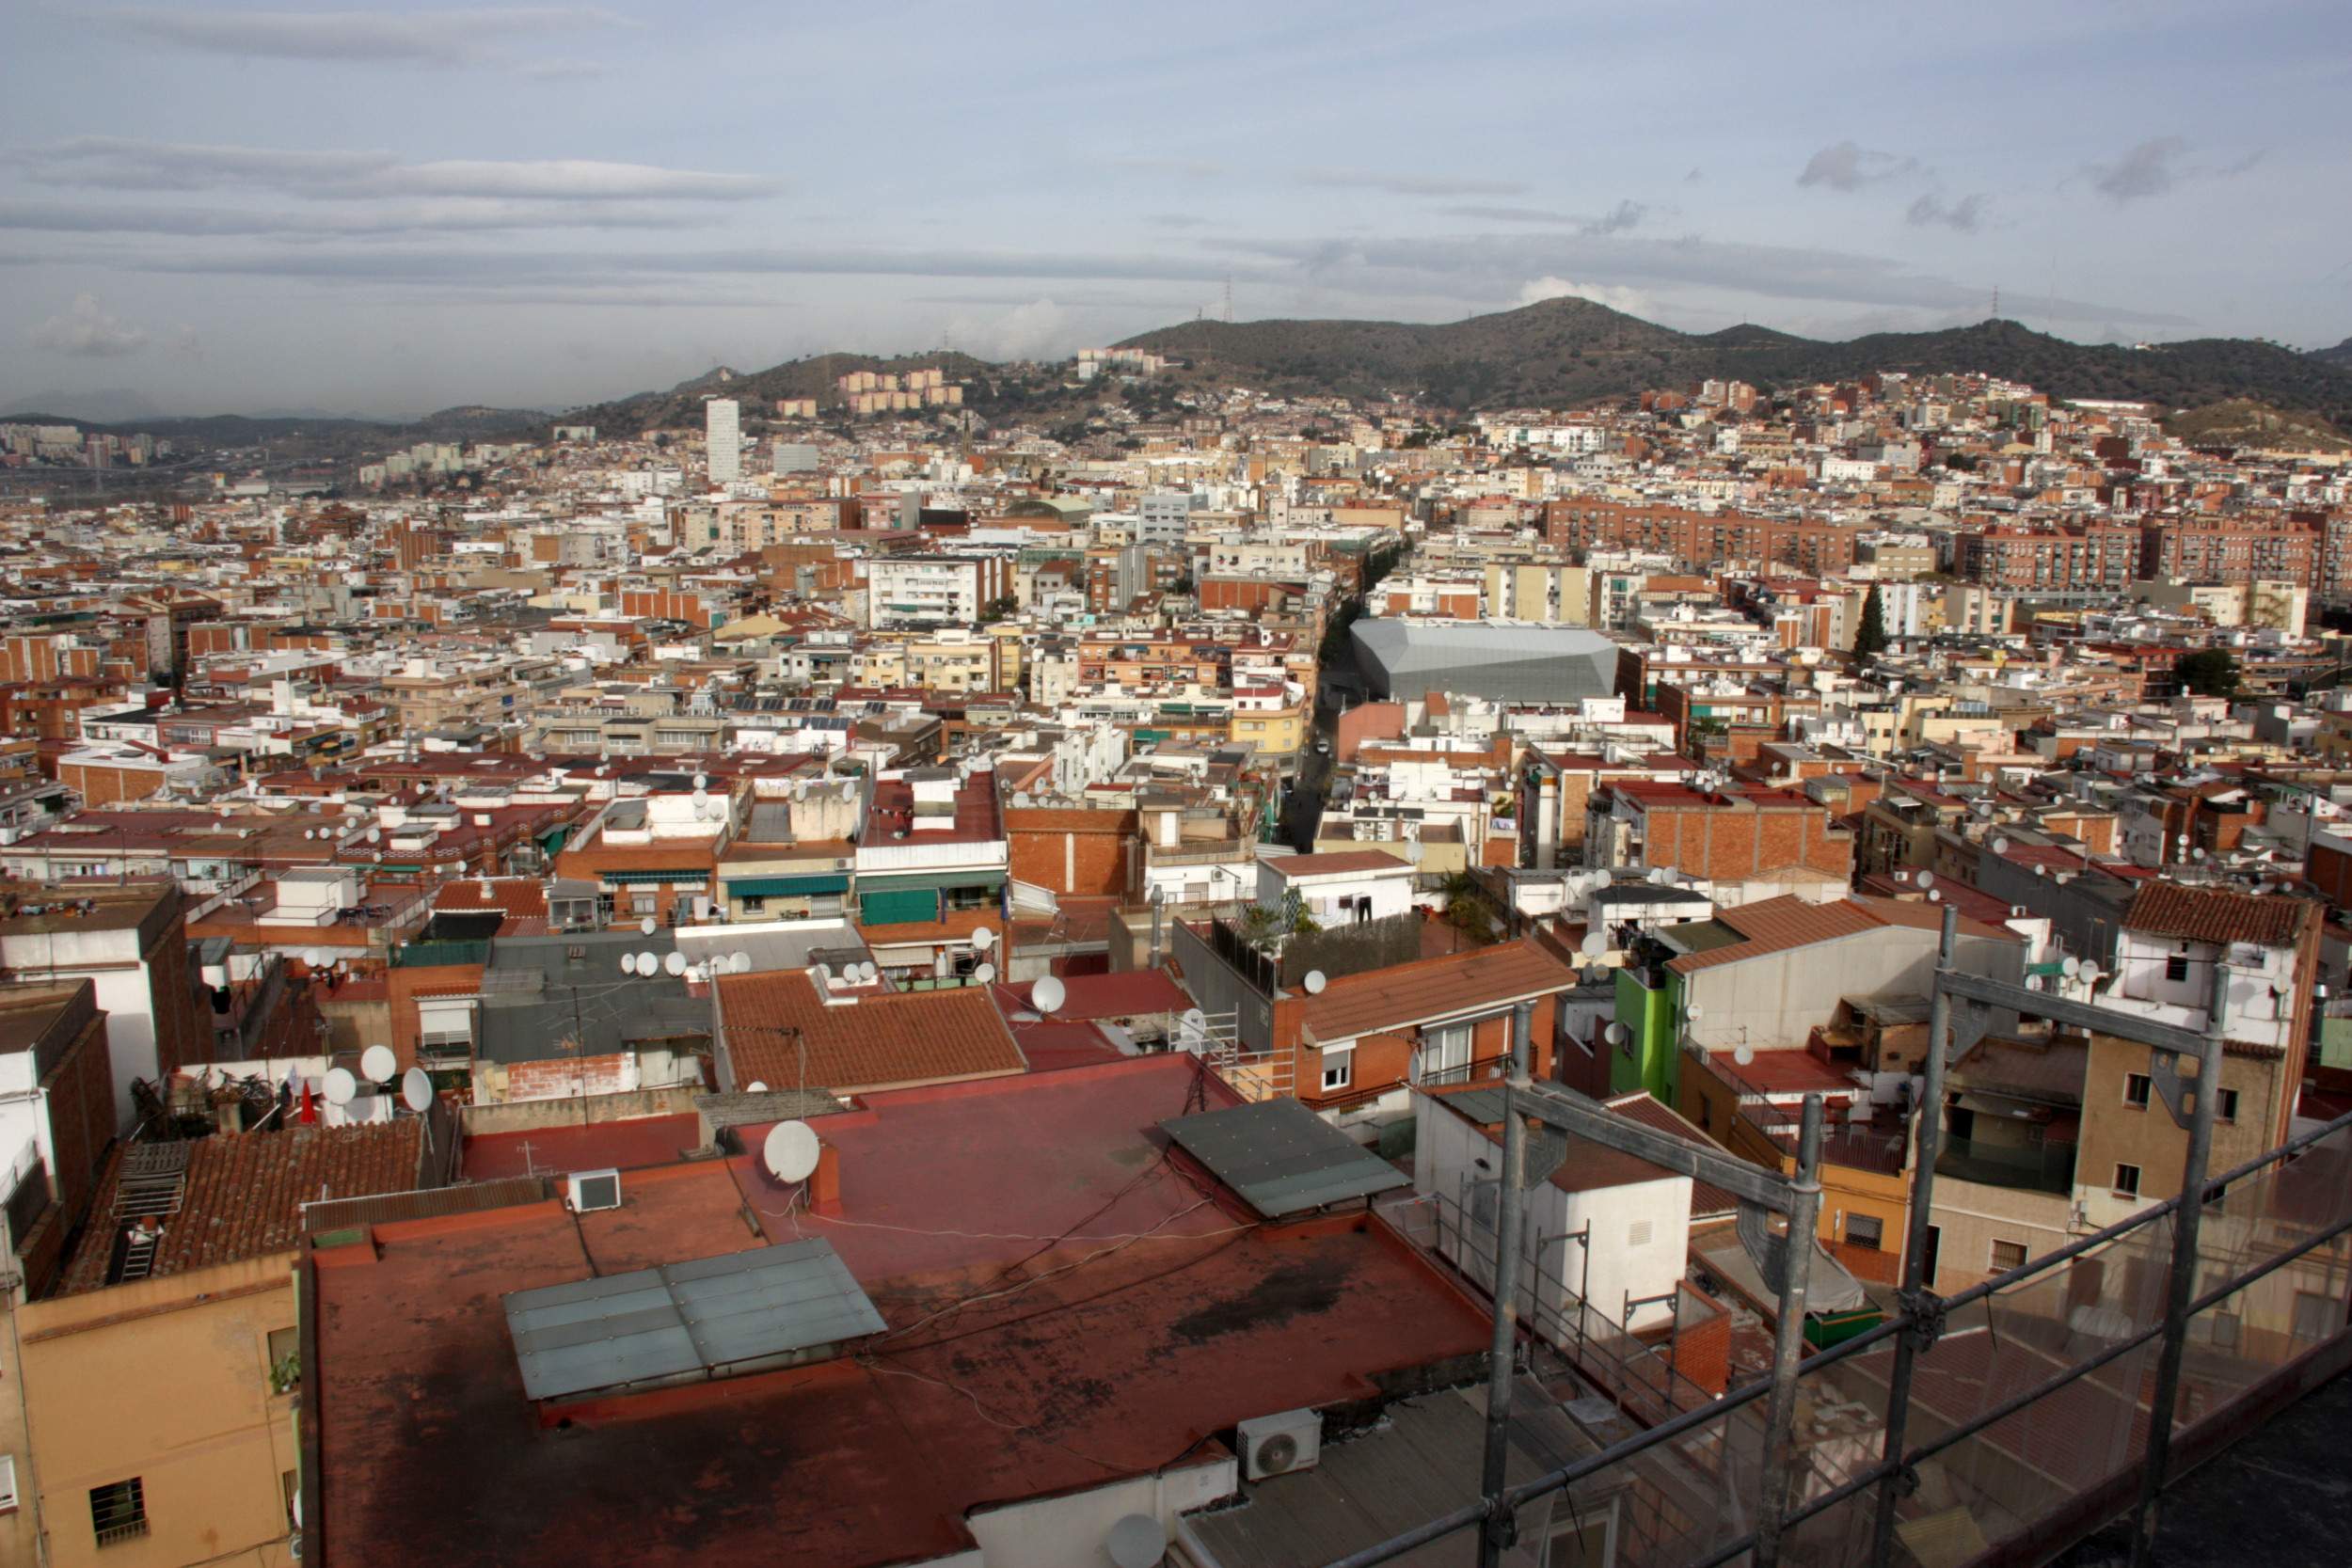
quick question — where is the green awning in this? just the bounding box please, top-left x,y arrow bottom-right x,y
725,874 -> 849,897
600,869 -> 709,886
852,869 -> 1005,894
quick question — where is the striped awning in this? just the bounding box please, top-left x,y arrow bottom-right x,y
600,869 -> 708,886
724,874 -> 849,897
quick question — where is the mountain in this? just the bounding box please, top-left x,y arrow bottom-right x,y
2163,399 -> 2350,453
2312,337 -> 2352,372
552,352 -> 1006,437
0,405 -> 549,447
1118,300 -> 2352,422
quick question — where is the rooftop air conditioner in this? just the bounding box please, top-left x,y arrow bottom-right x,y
567,1169 -> 622,1213
1237,1407 -> 1322,1481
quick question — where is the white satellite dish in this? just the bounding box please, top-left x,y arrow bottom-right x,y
1915,870 -> 1936,891
2026,974 -> 2045,992
2079,961 -> 2104,985
1304,968 -> 1327,995
663,951 -> 687,976
1032,974 -> 1067,1015
620,952 -> 640,975
1990,836 -> 2011,855
304,947 -> 327,968
323,1067 -> 358,1106
360,1045 -> 397,1083
729,952 -> 752,974
366,827 -> 382,844
1927,889 -> 1942,903
692,772 -> 708,790
973,961 -> 996,985
639,915 -> 658,937
858,960 -> 878,983
972,926 -> 995,952
1580,929 -> 1607,958
1604,1022 -> 1630,1046
636,950 -> 659,975
1106,1514 -> 1168,1568
401,1068 -> 433,1113
1735,1045 -> 1755,1067
1683,1002 -> 1703,1022
745,1081 -> 769,1093
762,1120 -> 821,1183
2061,956 -> 2082,979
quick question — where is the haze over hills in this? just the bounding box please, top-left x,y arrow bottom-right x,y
1117,299 -> 2352,426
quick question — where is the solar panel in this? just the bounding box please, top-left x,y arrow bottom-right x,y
502,1238 -> 885,1403
1160,1099 -> 1408,1219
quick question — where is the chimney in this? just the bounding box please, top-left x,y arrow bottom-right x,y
807,1141 -> 842,1216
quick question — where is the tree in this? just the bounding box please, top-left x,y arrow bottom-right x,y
2177,648 -> 2241,698
1853,584 -> 1889,660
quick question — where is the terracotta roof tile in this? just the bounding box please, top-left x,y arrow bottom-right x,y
718,971 -> 1026,1092
2122,881 -> 2317,949
1300,940 -> 1577,1042
1262,849 -> 1414,878
58,1120 -> 423,1295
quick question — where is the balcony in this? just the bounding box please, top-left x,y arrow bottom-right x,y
1936,1133 -> 2076,1196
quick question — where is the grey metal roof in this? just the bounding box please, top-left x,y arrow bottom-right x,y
1161,1099 -> 1407,1217
1351,619 -> 1617,704
502,1238 -> 885,1403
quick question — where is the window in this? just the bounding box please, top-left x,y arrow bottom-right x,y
2217,1088 -> 2239,1123
281,1470 -> 299,1531
2292,1291 -> 2339,1341
1990,1239 -> 2028,1273
0,1454 -> 16,1513
1321,1045 -> 1354,1093
2114,1163 -> 2142,1198
1847,1214 -> 1884,1252
2124,1072 -> 2152,1109
739,895 -> 767,914
2166,952 -> 2190,984
90,1478 -> 147,1546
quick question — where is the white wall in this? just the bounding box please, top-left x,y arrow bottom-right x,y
961,1456 -> 1236,1566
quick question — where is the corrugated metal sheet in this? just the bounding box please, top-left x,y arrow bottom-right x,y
501,1238 -> 884,1403
1162,1099 -> 1407,1218
301,1175 -> 550,1235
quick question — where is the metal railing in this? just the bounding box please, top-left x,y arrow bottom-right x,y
1323,906 -> 2352,1568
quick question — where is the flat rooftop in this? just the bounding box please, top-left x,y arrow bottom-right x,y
314,1055 -> 1492,1568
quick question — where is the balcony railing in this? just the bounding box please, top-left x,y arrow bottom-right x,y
1936,1132 -> 2078,1196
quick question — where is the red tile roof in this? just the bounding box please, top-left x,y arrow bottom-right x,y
2122,880 -> 2317,950
1300,939 -> 1577,1041
58,1120 -> 423,1295
718,971 -> 1027,1092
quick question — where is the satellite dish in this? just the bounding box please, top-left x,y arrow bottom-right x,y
1735,1045 -> 1755,1067
1304,969 -> 1327,994
692,772 -> 708,790
1106,1514 -> 1168,1568
973,960 -> 996,985
745,1081 -> 769,1093
401,1068 -> 433,1113
1915,870 -> 1936,890
763,1120 -> 821,1183
730,952 -> 752,974
1927,889 -> 1942,903
1991,836 -> 2011,855
664,951 -> 687,976
1648,867 -> 1671,885
323,1067 -> 358,1106
1604,1022 -> 1630,1047
972,926 -> 995,952
639,916 -> 658,937
2079,962 -> 2104,985
2061,956 -> 2082,979
2026,974 -> 2045,992
1032,975 -> 1067,1015
360,1045 -> 397,1083
636,949 -> 660,975
1683,1002 -> 1703,1022
366,828 -> 382,844
1580,929 -> 1607,958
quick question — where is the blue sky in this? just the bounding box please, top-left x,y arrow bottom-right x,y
4,0 -> 2346,418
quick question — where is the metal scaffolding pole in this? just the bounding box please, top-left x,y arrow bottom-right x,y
2127,960 -> 2231,1568
1754,1093 -> 1824,1568
1868,903 -> 1956,1564
1476,999 -> 1536,1568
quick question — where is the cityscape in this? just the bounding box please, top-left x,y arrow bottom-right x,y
5,7 -> 2352,1568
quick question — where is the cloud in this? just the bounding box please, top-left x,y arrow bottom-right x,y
1516,276 -> 1656,317
11,137 -> 775,202
1906,193 -> 1988,232
100,6 -> 625,67
31,293 -> 149,356
1797,140 -> 1920,191
0,198 -> 701,237
1582,199 -> 1648,237
1434,200 -> 1653,234
1297,167 -> 1528,198
1684,166 -> 1703,184
518,57 -> 609,80
1146,213 -> 1207,230
947,298 -> 1077,360
2090,136 -> 2186,201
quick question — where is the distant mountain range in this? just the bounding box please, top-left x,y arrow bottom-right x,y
1117,299 -> 2352,426
9,305 -> 2352,451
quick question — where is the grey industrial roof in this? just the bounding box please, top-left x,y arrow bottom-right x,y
1350,619 -> 1618,704
501,1238 -> 884,1403
1161,1098 -> 1408,1217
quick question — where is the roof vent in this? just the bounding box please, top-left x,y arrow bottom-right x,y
567,1169 -> 622,1212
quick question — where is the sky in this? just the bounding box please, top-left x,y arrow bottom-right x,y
3,0 -> 2348,420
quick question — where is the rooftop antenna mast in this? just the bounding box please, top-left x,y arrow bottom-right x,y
1224,275 -> 1233,324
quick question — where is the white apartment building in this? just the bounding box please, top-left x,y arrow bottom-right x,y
706,398 -> 742,484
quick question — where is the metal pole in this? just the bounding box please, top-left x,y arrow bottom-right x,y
1476,1000 -> 1536,1568
2128,960 -> 2230,1567
1869,902 -> 1956,1563
1754,1093 -> 1824,1568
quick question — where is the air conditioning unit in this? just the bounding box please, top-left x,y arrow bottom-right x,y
567,1169 -> 623,1212
1237,1407 -> 1322,1481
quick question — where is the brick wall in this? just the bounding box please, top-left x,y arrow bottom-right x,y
1005,809 -> 1136,897
503,1053 -> 636,1101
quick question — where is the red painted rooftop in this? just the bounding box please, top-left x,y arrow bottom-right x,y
311,1055 -> 1492,1568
